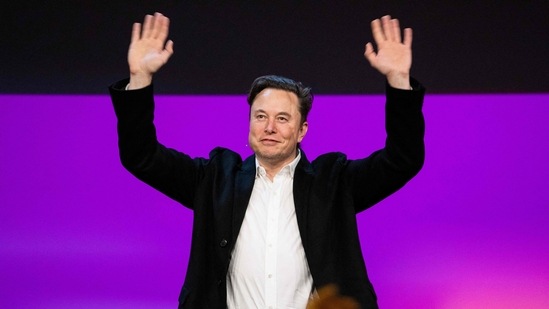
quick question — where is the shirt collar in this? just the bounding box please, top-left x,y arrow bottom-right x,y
255,149 -> 301,179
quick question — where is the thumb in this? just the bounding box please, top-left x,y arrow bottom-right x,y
364,42 -> 377,66
163,40 -> 174,57
159,40 -> 174,64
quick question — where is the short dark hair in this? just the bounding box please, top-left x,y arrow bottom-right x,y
247,75 -> 313,124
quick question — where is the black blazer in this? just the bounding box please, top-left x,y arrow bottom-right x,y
110,79 -> 425,309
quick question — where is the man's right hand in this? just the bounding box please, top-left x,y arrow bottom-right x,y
127,12 -> 174,90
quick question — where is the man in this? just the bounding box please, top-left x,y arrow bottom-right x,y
109,12 -> 425,309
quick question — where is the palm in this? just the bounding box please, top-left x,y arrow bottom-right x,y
370,41 -> 411,76
128,38 -> 171,75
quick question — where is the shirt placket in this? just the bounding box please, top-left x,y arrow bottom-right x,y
264,176 -> 280,309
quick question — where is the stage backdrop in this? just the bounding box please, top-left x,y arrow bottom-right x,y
1,93 -> 548,308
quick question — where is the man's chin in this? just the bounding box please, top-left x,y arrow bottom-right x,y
255,150 -> 287,162
255,149 -> 298,165
255,151 -> 279,161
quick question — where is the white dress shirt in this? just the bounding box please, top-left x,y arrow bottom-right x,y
227,151 -> 313,309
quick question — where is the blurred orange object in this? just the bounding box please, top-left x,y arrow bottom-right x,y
306,284 -> 360,309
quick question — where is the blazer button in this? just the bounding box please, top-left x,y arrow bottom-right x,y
220,239 -> 228,247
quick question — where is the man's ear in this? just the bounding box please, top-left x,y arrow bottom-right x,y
298,121 -> 308,142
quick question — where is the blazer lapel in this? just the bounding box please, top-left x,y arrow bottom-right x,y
232,154 -> 256,244
293,151 -> 314,249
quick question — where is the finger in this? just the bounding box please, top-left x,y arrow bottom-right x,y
370,18 -> 385,45
392,18 -> 401,42
131,22 -> 141,43
159,40 -> 174,64
381,15 -> 393,41
158,15 -> 170,42
403,28 -> 413,48
364,42 -> 376,65
151,12 -> 164,39
164,40 -> 174,56
142,14 -> 153,38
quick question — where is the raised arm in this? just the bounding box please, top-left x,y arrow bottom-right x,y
364,15 -> 412,90
346,15 -> 424,212
127,12 -> 174,89
110,13 -> 205,208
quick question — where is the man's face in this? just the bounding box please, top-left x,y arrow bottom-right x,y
248,88 -> 308,167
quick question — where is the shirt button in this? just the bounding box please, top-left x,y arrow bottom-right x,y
220,239 -> 228,247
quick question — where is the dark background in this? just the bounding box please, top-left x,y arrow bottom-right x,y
3,0 -> 548,94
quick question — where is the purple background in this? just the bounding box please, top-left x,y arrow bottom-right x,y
1,93 -> 548,308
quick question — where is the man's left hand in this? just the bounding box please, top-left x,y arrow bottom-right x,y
364,15 -> 413,90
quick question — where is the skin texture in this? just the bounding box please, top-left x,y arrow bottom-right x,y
248,88 -> 308,179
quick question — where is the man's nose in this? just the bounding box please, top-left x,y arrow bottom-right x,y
264,119 -> 276,133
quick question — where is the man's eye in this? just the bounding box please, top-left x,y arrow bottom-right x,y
257,115 -> 266,119
277,117 -> 288,122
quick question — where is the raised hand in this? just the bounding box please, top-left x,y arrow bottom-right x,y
127,12 -> 174,89
364,15 -> 412,90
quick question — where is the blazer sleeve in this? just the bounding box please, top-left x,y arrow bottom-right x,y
109,79 -> 205,209
347,78 -> 425,212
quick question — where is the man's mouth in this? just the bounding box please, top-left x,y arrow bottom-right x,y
260,138 -> 279,145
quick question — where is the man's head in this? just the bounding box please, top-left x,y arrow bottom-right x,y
247,75 -> 313,168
